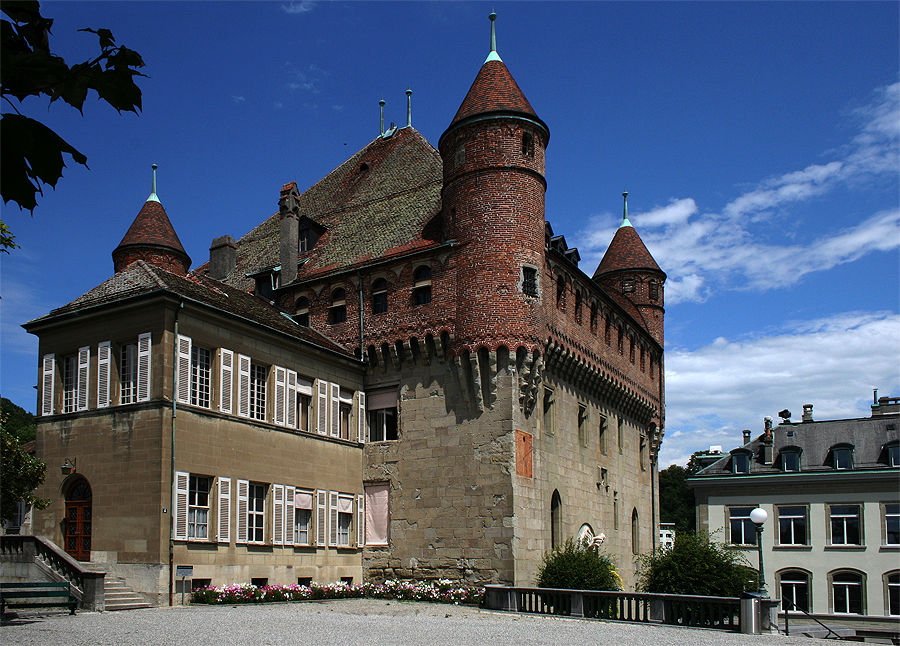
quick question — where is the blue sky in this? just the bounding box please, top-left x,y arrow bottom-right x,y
2,1 -> 898,467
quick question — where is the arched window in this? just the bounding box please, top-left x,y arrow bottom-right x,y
522,131 -> 534,156
550,490 -> 562,549
590,303 -> 598,333
413,266 -> 431,305
556,275 -> 566,310
295,296 -> 309,327
631,508 -> 640,555
604,316 -> 611,345
372,278 -> 388,314
629,336 -> 635,363
886,571 -> 899,616
574,290 -> 583,322
330,288 -> 347,324
779,569 -> 810,613
831,570 -> 865,615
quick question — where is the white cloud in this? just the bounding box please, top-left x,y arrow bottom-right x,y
576,81 -> 900,303
282,2 -> 315,14
232,96 -> 245,103
659,310 -> 900,466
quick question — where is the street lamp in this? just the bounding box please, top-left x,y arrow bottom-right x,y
750,507 -> 768,597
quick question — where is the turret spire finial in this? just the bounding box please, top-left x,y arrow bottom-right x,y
620,191 -> 632,228
148,163 -> 160,203
379,97 -> 385,135
406,88 -> 412,128
485,12 -> 502,63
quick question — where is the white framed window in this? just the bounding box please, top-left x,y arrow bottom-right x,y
887,572 -> 900,616
294,488 -> 314,545
729,507 -> 757,546
250,364 -> 267,421
779,570 -> 810,613
191,346 -> 211,407
831,570 -> 865,614
777,506 -> 808,546
829,504 -> 862,545
63,354 -> 78,412
884,503 -> 900,545
121,343 -> 138,404
731,452 -> 750,474
188,475 -> 210,539
330,491 -> 354,547
297,377 -> 313,432
248,483 -> 266,543
368,388 -> 397,442
339,389 -> 353,440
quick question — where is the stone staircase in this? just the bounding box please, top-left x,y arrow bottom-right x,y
103,577 -> 151,611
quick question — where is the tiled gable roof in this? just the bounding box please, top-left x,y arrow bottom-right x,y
114,199 -> 190,258
593,224 -> 663,278
197,127 -> 443,292
24,261 -> 353,357
450,59 -> 539,125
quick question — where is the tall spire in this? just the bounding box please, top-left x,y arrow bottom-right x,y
620,191 -> 632,228
148,163 -> 160,203
485,12 -> 501,63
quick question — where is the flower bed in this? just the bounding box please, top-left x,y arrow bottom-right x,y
191,579 -> 484,606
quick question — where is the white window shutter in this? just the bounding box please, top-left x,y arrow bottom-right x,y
238,354 -> 251,418
272,484 -> 285,545
285,486 -> 295,545
137,333 -> 152,402
357,392 -> 366,443
174,471 -> 189,540
176,335 -> 192,404
219,349 -> 234,414
76,346 -> 90,411
97,342 -> 111,408
357,494 -> 365,547
316,489 -> 327,546
217,477 -> 231,544
329,491 -> 339,545
286,371 -> 298,429
330,383 -> 340,437
274,367 -> 286,426
317,380 -> 328,435
41,354 -> 55,416
237,479 -> 249,544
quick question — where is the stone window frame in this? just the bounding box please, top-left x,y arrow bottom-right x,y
330,287 -> 348,324
520,265 -> 539,299
775,503 -> 809,546
598,415 -> 609,456
727,506 -> 758,546
542,386 -> 555,436
413,265 -> 432,306
777,568 -> 812,613
882,501 -> 900,546
827,503 -> 863,546
371,277 -> 388,314
577,402 -> 589,447
884,570 -> 900,616
829,569 -> 866,615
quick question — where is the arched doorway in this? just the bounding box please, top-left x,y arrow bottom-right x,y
550,490 -> 562,549
64,479 -> 92,561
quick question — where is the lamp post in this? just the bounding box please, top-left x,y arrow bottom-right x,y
750,507 -> 768,597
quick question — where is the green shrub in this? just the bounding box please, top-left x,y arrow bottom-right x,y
536,538 -> 622,590
637,531 -> 757,596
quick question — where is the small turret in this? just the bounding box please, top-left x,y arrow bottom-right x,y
112,164 -> 191,276
593,193 -> 666,345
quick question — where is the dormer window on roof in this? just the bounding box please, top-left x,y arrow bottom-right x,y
884,441 -> 899,468
830,444 -> 854,470
780,446 -> 802,472
731,449 -> 752,474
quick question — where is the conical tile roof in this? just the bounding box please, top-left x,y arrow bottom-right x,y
112,196 -> 191,275
450,59 -> 540,126
593,222 -> 663,278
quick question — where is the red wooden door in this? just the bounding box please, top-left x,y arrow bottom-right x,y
64,481 -> 92,561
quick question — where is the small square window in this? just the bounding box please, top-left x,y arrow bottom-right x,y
522,267 -> 538,297
782,451 -> 800,472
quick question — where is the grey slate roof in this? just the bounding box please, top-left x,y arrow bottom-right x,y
23,260 -> 354,357
692,413 -> 899,477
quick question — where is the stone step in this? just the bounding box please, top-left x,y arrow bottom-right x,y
103,577 -> 150,611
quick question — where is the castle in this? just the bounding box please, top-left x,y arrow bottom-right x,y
25,14 -> 665,603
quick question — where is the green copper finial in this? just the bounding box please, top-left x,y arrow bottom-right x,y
485,12 -> 502,63
148,163 -> 160,203
620,191 -> 632,228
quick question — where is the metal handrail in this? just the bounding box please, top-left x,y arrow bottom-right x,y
781,596 -> 847,640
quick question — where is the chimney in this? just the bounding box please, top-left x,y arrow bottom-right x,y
208,235 -> 236,280
742,429 -> 751,444
279,182 -> 301,286
762,417 -> 774,464
802,404 -> 814,422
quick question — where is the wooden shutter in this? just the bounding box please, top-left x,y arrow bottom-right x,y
272,484 -> 284,545
316,489 -> 327,546
97,342 -> 111,408
236,479 -> 249,544
357,392 -> 366,443
137,333 -> 152,402
41,354 -> 55,416
76,346 -> 90,411
286,370 -> 298,429
285,486 -> 295,545
329,491 -> 339,545
357,493 -> 365,548
176,335 -> 192,404
219,349 -> 233,414
274,367 -> 286,426
174,471 -> 189,540
217,477 -> 231,544
237,354 -> 251,418
330,383 -> 340,437
317,380 -> 328,435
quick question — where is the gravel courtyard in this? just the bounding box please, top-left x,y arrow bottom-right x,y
1,598 -> 838,646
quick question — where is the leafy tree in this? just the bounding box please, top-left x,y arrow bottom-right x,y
537,538 -> 622,591
659,464 -> 696,534
1,0 -> 146,217
1,412 -> 50,525
1,397 -> 36,443
637,531 -> 757,597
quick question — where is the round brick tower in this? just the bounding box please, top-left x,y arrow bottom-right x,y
438,13 -> 550,352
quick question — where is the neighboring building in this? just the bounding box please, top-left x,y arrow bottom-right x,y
658,522 -> 675,551
689,396 -> 900,629
24,14 -> 665,603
